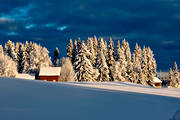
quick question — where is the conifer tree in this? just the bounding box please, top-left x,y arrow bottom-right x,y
98,37 -> 107,59
104,40 -> 108,61
77,37 -> 81,52
132,43 -> 142,83
39,47 -> 52,68
96,51 -> 110,81
26,43 -> 40,73
124,41 -> 131,63
140,46 -> 157,86
72,40 -> 78,64
146,47 -> 157,86
147,47 -> 157,76
52,47 -> 60,67
108,38 -> 115,81
87,37 -> 96,66
173,62 -> 179,81
67,39 -> 73,61
73,41 -> 97,82
141,46 -> 149,85
171,62 -> 180,87
168,68 -> 175,87
112,61 -> 125,81
93,36 -> 98,64
23,41 -> 31,73
115,39 -> 129,81
124,41 -> 133,82
17,43 -> 26,73
139,69 -> 147,85
115,40 -> 121,61
5,40 -> 17,61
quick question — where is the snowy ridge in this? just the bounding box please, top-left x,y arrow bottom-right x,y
64,82 -> 180,98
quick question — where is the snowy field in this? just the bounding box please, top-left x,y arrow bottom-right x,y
15,74 -> 35,80
0,77 -> 180,120
66,82 -> 180,98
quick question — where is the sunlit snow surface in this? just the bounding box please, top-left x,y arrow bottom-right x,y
0,77 -> 179,120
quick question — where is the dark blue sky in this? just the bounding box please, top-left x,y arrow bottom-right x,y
0,0 -> 179,70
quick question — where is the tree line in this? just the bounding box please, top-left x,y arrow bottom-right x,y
0,37 -> 179,88
67,36 -> 157,86
0,40 -> 52,76
0,40 -> 75,81
67,36 -> 180,87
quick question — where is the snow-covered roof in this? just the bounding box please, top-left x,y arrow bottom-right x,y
39,67 -> 61,76
153,77 -> 162,83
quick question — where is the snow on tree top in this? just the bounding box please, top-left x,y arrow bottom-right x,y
39,67 -> 61,76
153,77 -> 162,83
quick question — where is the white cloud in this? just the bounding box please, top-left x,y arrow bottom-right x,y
25,24 -> 37,29
57,26 -> 68,31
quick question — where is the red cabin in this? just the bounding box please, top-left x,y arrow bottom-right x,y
39,67 -> 61,82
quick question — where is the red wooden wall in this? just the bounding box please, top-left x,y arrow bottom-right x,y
39,76 -> 60,82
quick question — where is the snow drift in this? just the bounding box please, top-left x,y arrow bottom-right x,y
0,77 -> 179,120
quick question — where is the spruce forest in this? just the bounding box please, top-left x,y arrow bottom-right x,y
0,36 -> 180,88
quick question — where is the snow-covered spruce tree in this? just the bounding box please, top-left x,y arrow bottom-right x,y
141,46 -> 149,85
132,43 -> 142,83
98,37 -> 108,59
73,41 -> 98,82
173,62 -> 180,86
16,43 -> 26,73
147,47 -> 157,76
108,38 -> 115,81
138,69 -> 147,85
72,40 -> 78,64
60,57 -> 76,81
67,39 -> 73,61
39,47 -> 52,68
114,40 -> 121,61
141,46 -> 157,86
52,47 -> 60,67
112,47 -> 126,82
112,61 -> 125,81
96,51 -> 110,81
124,41 -> 133,82
124,41 -> 132,64
23,41 -> 31,73
87,37 -> 96,66
104,40 -> 108,61
5,40 -> 17,61
93,36 -> 98,64
145,47 -> 157,86
168,68 -> 176,87
169,62 -> 180,88
25,43 -> 40,73
115,39 -> 130,82
77,37 -> 81,52
0,54 -> 17,77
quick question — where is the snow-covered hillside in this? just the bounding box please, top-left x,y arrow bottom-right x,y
66,82 -> 180,98
0,77 -> 179,120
